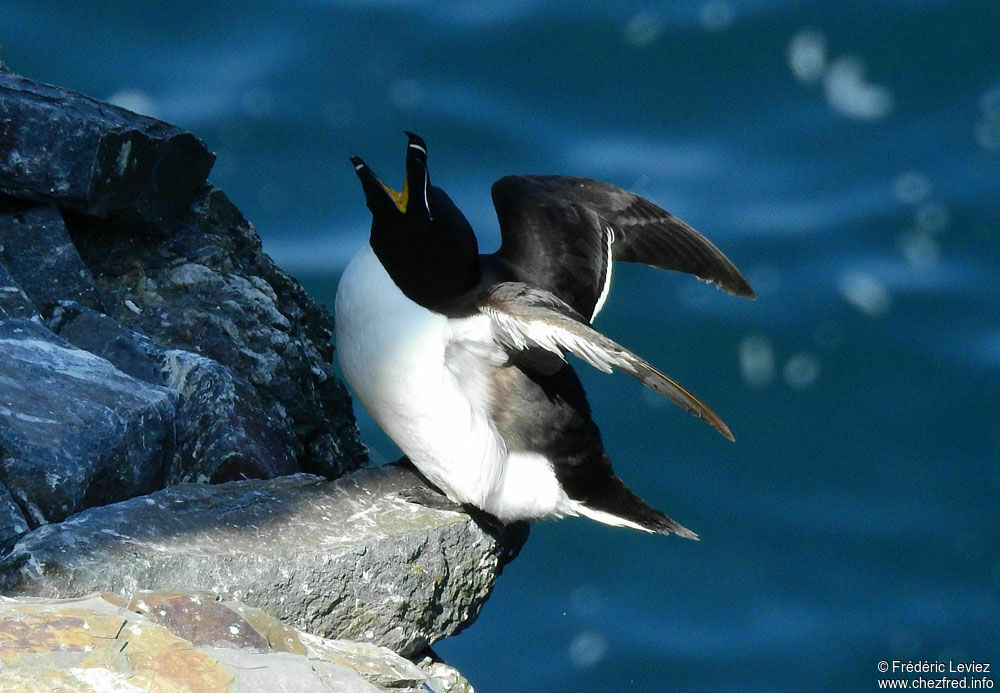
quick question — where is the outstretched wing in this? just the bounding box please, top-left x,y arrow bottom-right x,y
490,175 -> 754,321
479,282 -> 735,441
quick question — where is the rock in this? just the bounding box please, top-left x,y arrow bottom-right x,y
0,259 -> 37,319
0,318 -> 176,525
414,650 -> 477,693
47,301 -> 164,384
0,70 -> 365,480
127,589 -> 271,652
44,297 -> 298,482
0,463 -> 528,657
0,69 -> 514,689
0,203 -> 101,312
0,592 -> 442,692
45,302 -> 299,483
159,349 -> 299,483
0,482 -> 29,544
296,633 -> 428,689
0,72 -> 215,228
65,186 -> 366,478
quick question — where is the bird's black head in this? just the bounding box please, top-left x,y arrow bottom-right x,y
351,132 -> 480,311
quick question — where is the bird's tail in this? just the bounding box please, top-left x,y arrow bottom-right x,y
568,474 -> 699,540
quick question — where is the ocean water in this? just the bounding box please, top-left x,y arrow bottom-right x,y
4,1 -> 999,690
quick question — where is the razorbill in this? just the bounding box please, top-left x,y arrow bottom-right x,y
336,133 -> 753,538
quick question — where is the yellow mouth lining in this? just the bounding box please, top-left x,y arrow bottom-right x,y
379,177 -> 409,213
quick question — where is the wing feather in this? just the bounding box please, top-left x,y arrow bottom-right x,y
491,175 -> 754,321
481,282 -> 735,441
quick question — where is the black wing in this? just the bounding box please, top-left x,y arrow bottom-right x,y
490,175 -> 754,321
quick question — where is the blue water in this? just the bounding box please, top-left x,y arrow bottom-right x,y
5,1 -> 999,690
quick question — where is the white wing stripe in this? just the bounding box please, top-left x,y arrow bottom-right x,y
589,223 -> 615,321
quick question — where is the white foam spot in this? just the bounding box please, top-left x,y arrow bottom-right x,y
837,271 -> 891,316
568,631 -> 608,668
107,89 -> 157,118
783,353 -> 820,390
623,11 -> 664,47
787,29 -> 827,84
739,334 -> 776,387
823,56 -> 894,120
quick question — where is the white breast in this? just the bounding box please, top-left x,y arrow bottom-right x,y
335,244 -> 506,508
336,243 -> 580,523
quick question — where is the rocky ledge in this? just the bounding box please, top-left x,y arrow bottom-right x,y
0,69 -> 527,690
0,592 -> 472,692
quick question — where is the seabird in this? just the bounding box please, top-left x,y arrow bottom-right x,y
336,133 -> 753,538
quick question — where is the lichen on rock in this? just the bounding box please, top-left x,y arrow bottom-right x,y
0,592 -> 459,692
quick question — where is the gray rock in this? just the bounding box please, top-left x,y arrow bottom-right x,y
0,463 -> 528,657
0,203 -> 101,311
0,258 -> 37,319
297,633 -> 430,690
0,592 -> 450,692
0,70 -> 506,688
0,318 -> 176,525
46,302 -> 300,483
0,70 -> 364,481
159,349 -> 299,483
66,185 -> 366,478
47,301 -> 164,384
416,654 -> 476,693
0,72 -> 214,228
0,481 -> 29,544
205,647 -> 385,693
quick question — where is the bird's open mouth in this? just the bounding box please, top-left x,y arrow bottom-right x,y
379,177 -> 409,214
350,154 -> 410,214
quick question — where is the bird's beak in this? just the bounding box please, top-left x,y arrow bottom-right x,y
350,132 -> 429,217
350,155 -> 408,214
402,131 -> 429,218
